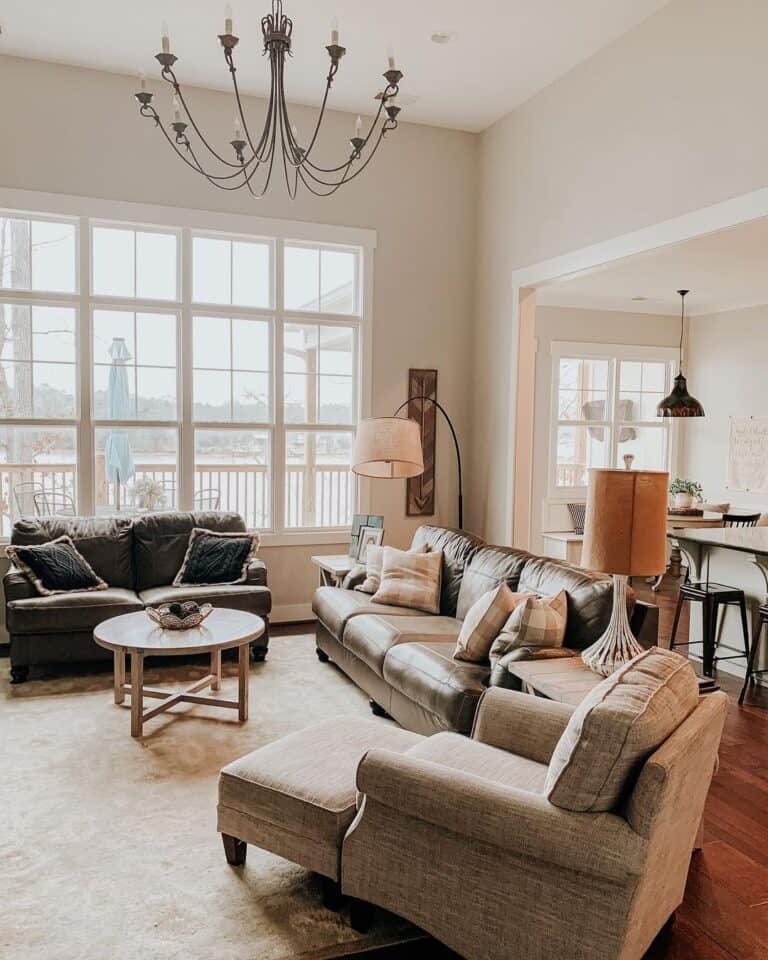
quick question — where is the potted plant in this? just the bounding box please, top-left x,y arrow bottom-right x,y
669,478 -> 703,510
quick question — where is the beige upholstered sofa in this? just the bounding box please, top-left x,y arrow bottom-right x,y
341,654 -> 728,960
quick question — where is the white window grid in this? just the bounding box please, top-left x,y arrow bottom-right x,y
0,208 -> 366,536
548,341 -> 678,498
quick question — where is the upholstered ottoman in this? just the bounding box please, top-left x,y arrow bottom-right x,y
217,717 -> 422,904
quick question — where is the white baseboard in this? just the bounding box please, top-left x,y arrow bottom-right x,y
270,603 -> 315,624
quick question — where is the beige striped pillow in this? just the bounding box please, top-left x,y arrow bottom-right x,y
454,585 -> 533,662
372,547 -> 443,614
355,543 -> 428,595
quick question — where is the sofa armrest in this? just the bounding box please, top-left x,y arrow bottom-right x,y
489,645 -> 578,689
341,564 -> 367,590
244,559 -> 268,588
356,749 -> 645,883
631,600 -> 658,649
3,564 -> 37,604
471,687 -> 574,763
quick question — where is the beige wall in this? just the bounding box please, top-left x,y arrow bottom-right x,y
470,0 -> 768,542
682,304 -> 768,512
530,306 -> 679,551
0,54 -> 477,619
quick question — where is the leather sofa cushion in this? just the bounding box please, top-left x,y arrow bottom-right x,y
456,546 -> 533,620
312,586 -> 428,640
344,614 -> 463,678
383,641 -> 489,734
7,587 -> 143,635
518,557 -> 634,650
11,516 -> 135,589
410,525 -> 485,617
132,511 -> 247,590
139,583 -> 272,617
406,731 -> 548,794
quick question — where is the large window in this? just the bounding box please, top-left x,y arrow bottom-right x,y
549,343 -> 676,495
0,206 -> 366,538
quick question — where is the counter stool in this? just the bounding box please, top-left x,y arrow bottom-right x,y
739,602 -> 768,704
670,514 -> 760,677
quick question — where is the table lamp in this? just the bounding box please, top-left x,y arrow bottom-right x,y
580,468 -> 669,676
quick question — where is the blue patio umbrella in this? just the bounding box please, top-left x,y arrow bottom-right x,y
104,337 -> 134,510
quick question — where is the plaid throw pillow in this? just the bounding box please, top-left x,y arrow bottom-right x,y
372,547 -> 443,614
489,589 -> 568,665
354,543 -> 428,595
454,585 -> 533,662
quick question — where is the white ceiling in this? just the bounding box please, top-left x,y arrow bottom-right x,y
537,217 -> 768,318
0,0 -> 671,131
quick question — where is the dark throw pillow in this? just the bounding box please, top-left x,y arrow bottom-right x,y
7,535 -> 108,596
173,528 -> 260,587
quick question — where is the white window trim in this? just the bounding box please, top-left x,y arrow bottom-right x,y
548,341 -> 679,500
0,187 -> 376,545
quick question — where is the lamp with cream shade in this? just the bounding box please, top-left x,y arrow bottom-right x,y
352,396 -> 464,527
580,468 -> 669,676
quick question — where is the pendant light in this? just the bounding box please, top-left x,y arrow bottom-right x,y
657,289 -> 705,418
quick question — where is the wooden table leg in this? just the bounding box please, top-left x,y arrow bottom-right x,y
114,649 -> 126,705
130,649 -> 144,738
211,648 -> 222,692
238,643 -> 249,722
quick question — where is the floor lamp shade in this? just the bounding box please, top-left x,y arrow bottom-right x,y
582,469 -> 669,577
351,417 -> 424,479
581,469 -> 668,677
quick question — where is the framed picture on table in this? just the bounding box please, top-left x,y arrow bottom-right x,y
356,525 -> 385,563
349,513 -> 384,558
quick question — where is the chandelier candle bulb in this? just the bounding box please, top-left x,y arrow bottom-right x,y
161,22 -> 170,54
234,114 -> 243,139
331,18 -> 339,44
388,52 -> 396,70
139,73 -> 147,92
355,115 -> 362,135
225,4 -> 233,35
172,95 -> 182,122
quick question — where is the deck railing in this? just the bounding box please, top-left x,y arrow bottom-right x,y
0,461 -> 353,536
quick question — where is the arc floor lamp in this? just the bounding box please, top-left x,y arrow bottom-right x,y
351,396 -> 464,529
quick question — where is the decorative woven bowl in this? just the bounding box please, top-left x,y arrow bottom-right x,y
147,603 -> 213,630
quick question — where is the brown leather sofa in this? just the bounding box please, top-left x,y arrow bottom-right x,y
5,511 -> 271,683
312,525 -> 658,736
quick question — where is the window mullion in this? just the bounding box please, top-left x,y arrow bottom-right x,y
78,216 -> 94,516
273,240 -> 286,533
179,228 -> 194,512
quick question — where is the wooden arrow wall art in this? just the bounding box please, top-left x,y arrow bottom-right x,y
406,368 -> 437,517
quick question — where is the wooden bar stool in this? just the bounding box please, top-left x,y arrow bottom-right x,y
670,512 -> 761,677
739,602 -> 768,704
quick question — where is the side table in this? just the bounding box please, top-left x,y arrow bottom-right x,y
311,554 -> 355,587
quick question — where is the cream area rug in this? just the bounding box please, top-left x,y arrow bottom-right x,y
1,633 -> 422,960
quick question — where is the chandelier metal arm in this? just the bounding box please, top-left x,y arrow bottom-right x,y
295,126 -> 390,195
228,50 -> 275,162
160,66 -> 250,170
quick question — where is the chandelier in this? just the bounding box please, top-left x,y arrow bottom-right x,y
134,1 -> 404,198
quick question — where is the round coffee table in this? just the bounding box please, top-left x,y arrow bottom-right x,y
94,609 -> 265,738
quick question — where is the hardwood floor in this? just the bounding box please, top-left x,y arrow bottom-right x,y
331,577 -> 768,960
